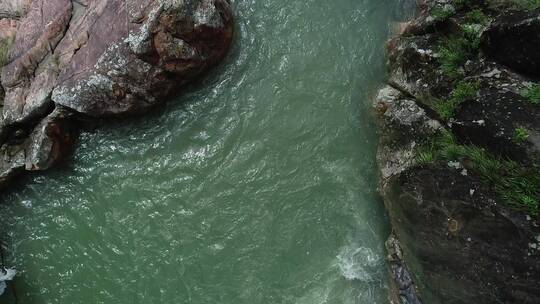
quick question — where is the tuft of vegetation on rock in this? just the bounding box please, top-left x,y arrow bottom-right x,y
416,129 -> 540,215
432,5 -> 455,21
437,26 -> 482,80
513,127 -> 530,143
523,83 -> 540,105
433,80 -> 480,120
512,0 -> 540,10
464,9 -> 490,24
436,6 -> 489,81
437,36 -> 471,79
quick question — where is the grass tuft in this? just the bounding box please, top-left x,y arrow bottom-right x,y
511,0 -> 540,10
433,80 -> 479,120
438,37 -> 470,79
464,9 -> 490,25
432,6 -> 455,21
415,130 -> 540,215
514,127 -> 530,143
437,6 -> 487,80
523,83 -> 540,105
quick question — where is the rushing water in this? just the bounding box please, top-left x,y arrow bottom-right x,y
0,0 -> 413,303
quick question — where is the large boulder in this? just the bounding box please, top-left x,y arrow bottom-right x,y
1,0 -> 234,122
481,8 -> 540,78
0,0 -> 234,187
382,166 -> 540,304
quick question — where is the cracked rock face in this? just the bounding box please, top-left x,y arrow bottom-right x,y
0,0 -> 234,187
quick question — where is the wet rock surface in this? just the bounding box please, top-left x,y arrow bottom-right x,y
378,1 -> 540,303
0,0 -> 234,188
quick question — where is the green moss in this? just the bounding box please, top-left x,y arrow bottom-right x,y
464,9 -> 490,25
453,80 -> 480,101
433,80 -> 479,120
512,0 -> 540,10
514,127 -> 530,143
415,130 -> 540,215
432,6 -> 455,21
523,83 -> 540,105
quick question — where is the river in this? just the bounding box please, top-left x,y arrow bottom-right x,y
0,0 -> 414,303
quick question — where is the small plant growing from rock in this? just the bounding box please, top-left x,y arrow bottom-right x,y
514,127 -> 530,143
432,5 -> 455,21
438,37 -> 469,79
512,0 -> 540,10
416,129 -> 540,215
433,80 -> 480,120
523,83 -> 540,105
415,144 -> 436,166
464,9 -> 490,25
437,10 -> 488,81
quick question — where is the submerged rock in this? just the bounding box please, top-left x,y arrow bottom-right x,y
0,0 -> 234,187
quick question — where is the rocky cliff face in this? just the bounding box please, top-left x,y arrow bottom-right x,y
0,0 -> 234,187
378,1 -> 540,303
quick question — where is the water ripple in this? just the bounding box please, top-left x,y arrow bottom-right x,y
0,0 -> 414,303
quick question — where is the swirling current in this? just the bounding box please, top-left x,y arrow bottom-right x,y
0,0 -> 415,303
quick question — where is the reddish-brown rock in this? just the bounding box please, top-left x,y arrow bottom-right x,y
0,0 -> 234,187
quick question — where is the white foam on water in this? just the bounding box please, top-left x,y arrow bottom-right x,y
0,268 -> 16,296
336,245 -> 381,282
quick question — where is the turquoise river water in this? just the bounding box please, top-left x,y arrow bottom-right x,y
0,0 -> 414,303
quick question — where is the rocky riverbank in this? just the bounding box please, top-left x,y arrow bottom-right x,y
376,0 -> 540,303
0,0 -> 233,296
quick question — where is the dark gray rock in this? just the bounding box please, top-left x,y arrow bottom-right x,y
481,8 -> 540,78
453,89 -> 540,164
382,165 -> 540,304
386,234 -> 423,304
378,3 -> 540,303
